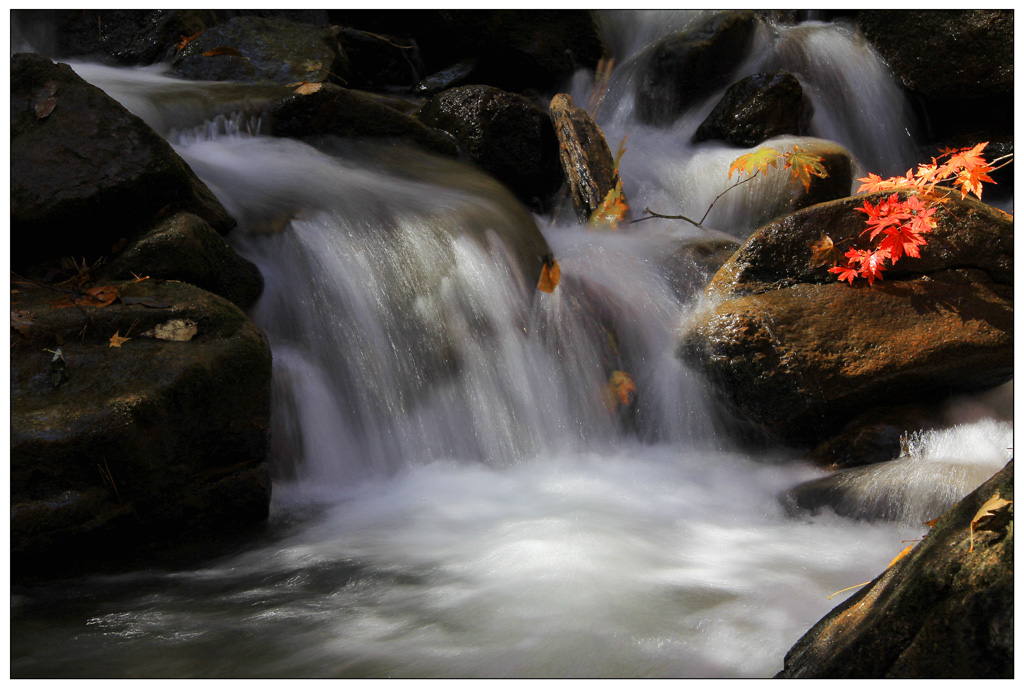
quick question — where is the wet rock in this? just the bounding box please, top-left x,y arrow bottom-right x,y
416,85 -> 562,212
679,193 -> 1013,446
172,16 -> 350,87
659,236 -> 741,302
266,83 -> 457,157
778,460 -> 1013,677
100,212 -> 263,311
10,53 -> 235,272
858,10 -> 1012,144
549,93 -> 625,223
10,280 -> 272,581
635,11 -> 758,126
693,71 -> 807,147
413,59 -> 477,97
802,404 -> 943,469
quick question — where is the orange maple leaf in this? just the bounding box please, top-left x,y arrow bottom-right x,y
109,331 -> 131,348
537,258 -> 561,293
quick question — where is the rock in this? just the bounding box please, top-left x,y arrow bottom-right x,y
679,193 -> 1013,446
336,27 -> 420,91
172,16 -> 350,87
266,83 -> 457,157
635,11 -> 758,126
10,53 -> 235,272
693,71 -> 808,147
777,460 -> 1013,678
549,93 -> 626,223
416,85 -> 563,212
12,9 -> 221,65
10,279 -> 272,581
100,212 -> 263,310
802,404 -> 941,469
659,236 -> 741,302
858,10 -> 1012,144
413,59 -> 477,97
327,10 -> 606,94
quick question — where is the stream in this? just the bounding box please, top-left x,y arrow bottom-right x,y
10,11 -> 1013,678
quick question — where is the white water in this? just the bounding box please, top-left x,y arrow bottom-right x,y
10,11 -> 1012,679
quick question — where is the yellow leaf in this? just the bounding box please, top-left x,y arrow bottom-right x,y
141,319 -> 198,342
604,370 -> 637,410
969,493 -> 1012,552
784,146 -> 829,191
728,147 -> 780,179
537,259 -> 561,294
288,81 -> 324,95
590,178 -> 629,230
108,331 -> 131,348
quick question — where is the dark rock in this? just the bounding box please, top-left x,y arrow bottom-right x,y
12,9 -> 221,65
693,71 -> 807,147
803,404 -> 941,469
100,212 -> 263,310
549,93 -> 625,223
266,83 -> 457,157
10,280 -> 272,581
416,85 -> 562,212
778,460 -> 1013,677
635,11 -> 758,126
858,10 -> 1013,144
172,16 -> 350,87
336,27 -> 420,91
10,53 -> 235,272
679,193 -> 1013,446
659,236 -> 741,302
327,10 -> 606,94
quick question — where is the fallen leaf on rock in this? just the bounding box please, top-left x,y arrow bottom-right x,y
287,80 -> 324,95
202,46 -> 247,58
969,493 -> 1012,552
604,370 -> 637,410
176,30 -> 202,53
34,80 -> 57,118
109,331 -> 131,348
141,319 -> 198,342
537,258 -> 561,293
48,285 -> 120,309
808,234 -> 838,268
11,310 -> 33,336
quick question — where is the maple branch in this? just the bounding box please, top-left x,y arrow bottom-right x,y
699,172 -> 760,226
630,207 -> 707,229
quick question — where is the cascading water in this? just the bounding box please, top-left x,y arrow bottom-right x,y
10,11 -> 1012,678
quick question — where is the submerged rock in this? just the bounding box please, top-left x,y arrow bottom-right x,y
778,460 -> 1013,678
693,71 -> 807,147
10,53 -> 235,271
10,280 -> 272,581
416,85 -> 562,212
635,11 -> 758,126
679,193 -> 1013,446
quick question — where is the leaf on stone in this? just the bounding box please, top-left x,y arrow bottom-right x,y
969,493 -> 1012,552
590,178 -> 629,229
807,234 -> 838,268
176,30 -> 202,53
48,285 -> 120,310
302,60 -> 323,73
728,147 -> 780,179
537,258 -> 561,294
887,545 -> 913,568
34,80 -> 57,118
201,46 -> 247,58
604,370 -> 637,410
784,147 -> 829,191
293,81 -> 324,96
11,310 -> 33,337
141,319 -> 198,342
108,330 -> 131,348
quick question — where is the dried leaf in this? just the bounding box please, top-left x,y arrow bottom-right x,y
34,80 -> 57,118
47,285 -> 120,310
807,234 -> 838,268
537,259 -> 561,294
887,545 -> 913,568
11,310 -> 33,336
969,493 -> 1012,552
604,370 -> 637,410
287,80 -> 324,95
590,179 -> 629,229
923,517 -> 940,528
302,59 -> 323,73
108,330 -> 131,348
176,30 -> 202,53
141,319 -> 198,342
201,46 -> 247,58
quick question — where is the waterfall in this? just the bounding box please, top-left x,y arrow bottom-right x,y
11,12 -> 1011,679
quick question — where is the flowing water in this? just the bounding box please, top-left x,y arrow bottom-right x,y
10,11 -> 1013,678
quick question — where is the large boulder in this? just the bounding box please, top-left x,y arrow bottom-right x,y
777,460 -> 1013,677
416,85 -> 562,212
10,53 -> 235,271
679,192 -> 1013,446
693,71 -> 808,147
857,10 -> 1013,144
99,212 -> 263,311
635,11 -> 758,126
172,16 -> 350,87
10,279 -> 272,581
266,83 -> 457,157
